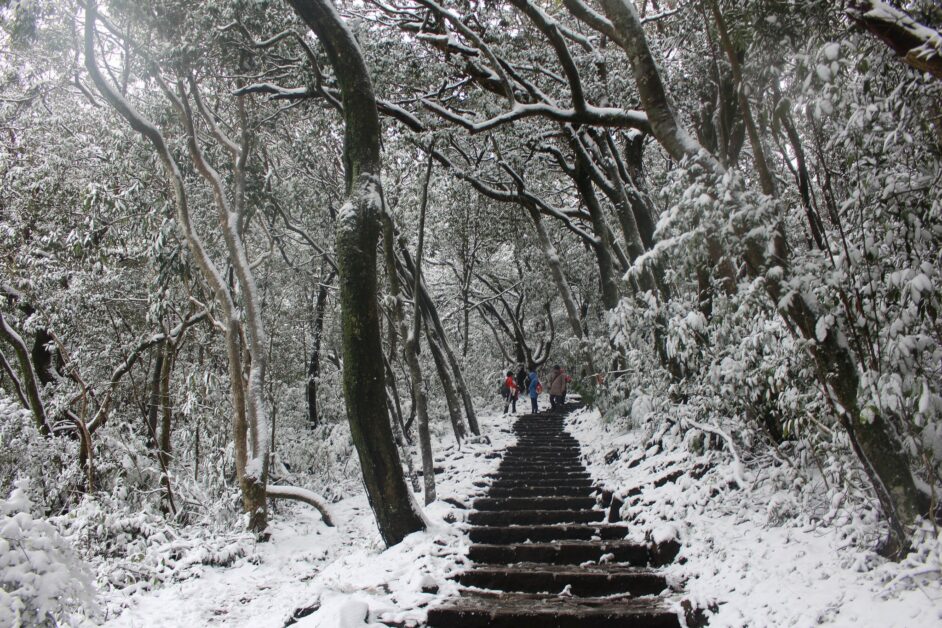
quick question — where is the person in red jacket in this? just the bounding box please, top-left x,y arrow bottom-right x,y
502,370 -> 518,414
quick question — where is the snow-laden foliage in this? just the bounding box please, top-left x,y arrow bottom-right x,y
0,480 -> 97,627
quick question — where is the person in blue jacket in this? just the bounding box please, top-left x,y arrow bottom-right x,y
527,365 -> 540,414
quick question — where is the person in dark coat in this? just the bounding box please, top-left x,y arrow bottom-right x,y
515,365 -> 527,395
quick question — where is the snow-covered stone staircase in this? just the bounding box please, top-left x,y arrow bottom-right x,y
427,405 -> 681,627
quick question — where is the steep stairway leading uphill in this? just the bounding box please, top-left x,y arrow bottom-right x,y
427,404 -> 682,627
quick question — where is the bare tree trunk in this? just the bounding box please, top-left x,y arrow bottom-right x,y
145,342 -> 164,445
0,348 -> 28,409
158,341 -> 177,515
307,271 -> 335,428
384,353 -> 408,438
382,149 -> 439,504
287,0 -> 426,544
573,155 -> 622,310
401,246 -> 479,435
411,150 -> 436,504
386,371 -> 421,492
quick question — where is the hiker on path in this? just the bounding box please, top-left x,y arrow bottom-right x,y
527,365 -> 540,414
548,364 -> 568,409
502,370 -> 518,415
515,365 -> 527,396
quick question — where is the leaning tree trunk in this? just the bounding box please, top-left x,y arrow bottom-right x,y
288,0 -> 426,544
424,328 -> 466,442
85,0 -> 265,533
383,218 -> 437,505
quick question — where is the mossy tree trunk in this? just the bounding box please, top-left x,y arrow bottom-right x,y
287,0 -> 426,545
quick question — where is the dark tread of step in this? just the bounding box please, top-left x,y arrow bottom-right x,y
455,562 -> 669,596
467,508 -> 605,526
485,486 -> 596,498
472,496 -> 596,511
485,472 -> 591,481
468,539 -> 666,566
468,523 -> 629,544
427,593 -> 679,628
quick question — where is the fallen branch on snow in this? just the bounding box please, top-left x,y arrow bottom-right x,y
683,418 -> 747,488
267,485 -> 335,527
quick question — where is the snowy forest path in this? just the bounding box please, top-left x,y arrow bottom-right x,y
426,404 -> 683,627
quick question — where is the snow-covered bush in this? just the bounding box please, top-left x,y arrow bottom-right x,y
0,398 -> 81,515
54,492 -> 249,594
0,480 -> 96,627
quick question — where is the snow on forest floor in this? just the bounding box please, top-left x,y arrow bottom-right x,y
100,406 -> 520,628
566,406 -> 942,628
100,402 -> 942,627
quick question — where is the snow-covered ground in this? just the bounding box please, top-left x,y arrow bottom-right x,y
96,401 -> 941,627
100,406 -> 521,627
567,406 -> 942,628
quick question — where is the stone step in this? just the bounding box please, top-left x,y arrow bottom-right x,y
500,455 -> 583,463
513,436 -> 577,440
467,509 -> 605,526
455,563 -> 668,596
488,479 -> 595,491
472,496 -> 596,512
497,463 -> 586,473
501,456 -> 582,463
513,426 -> 566,431
468,540 -> 672,566
427,592 -> 679,628
513,424 -> 566,428
501,454 -> 582,461
486,471 -> 590,481
498,460 -> 584,468
485,485 -> 595,498
468,523 -> 629,544
506,441 -> 578,447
